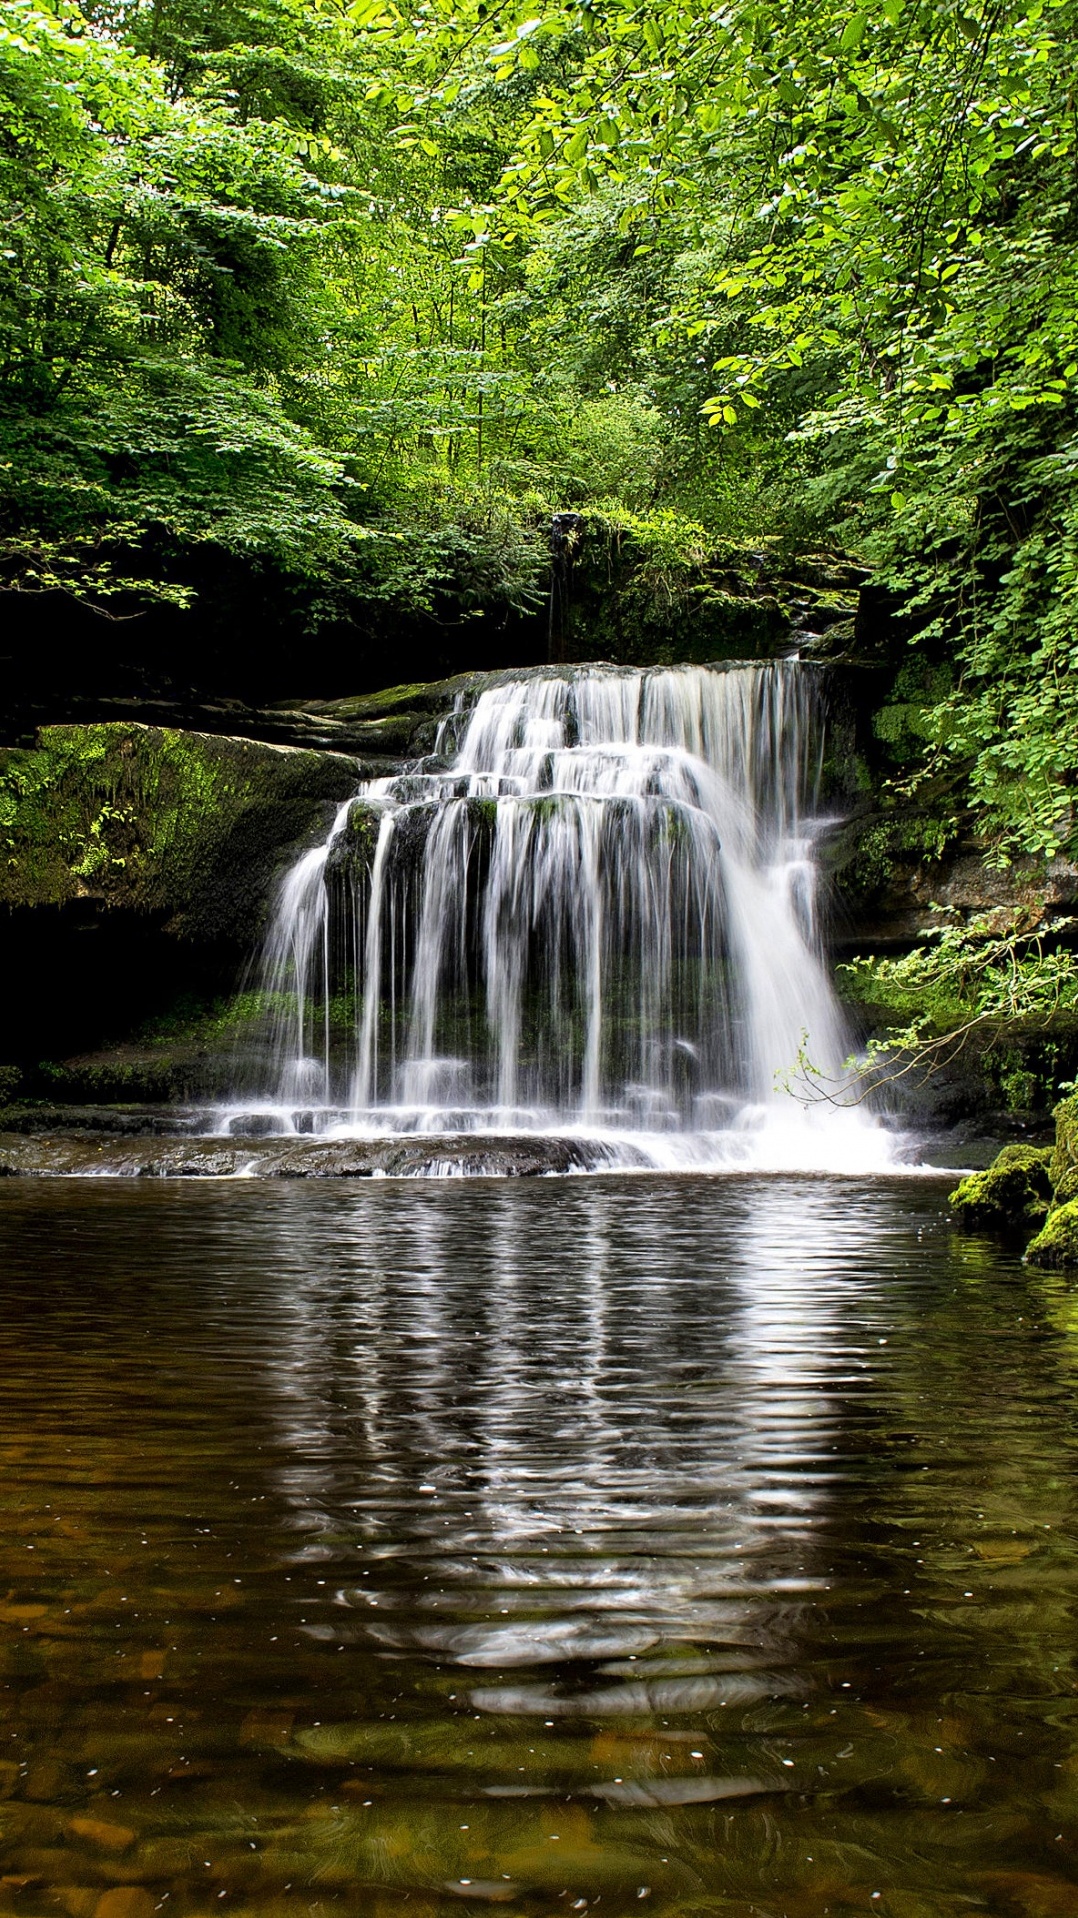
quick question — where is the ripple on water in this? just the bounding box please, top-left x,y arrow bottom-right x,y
0,1174 -> 1075,1918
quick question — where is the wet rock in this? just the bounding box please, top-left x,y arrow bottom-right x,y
442,1881 -> 518,1903
5,1805 -> 66,1848
0,1131 -> 616,1180
24,1760 -> 82,1804
829,823 -> 1078,953
92,1891 -> 154,1918
161,1761 -> 214,1785
1025,1199 -> 1078,1269
0,725 -> 360,943
67,1818 -> 137,1855
948,1146 -> 1054,1229
0,1106 -> 208,1137
240,1711 -> 294,1747
50,1889 -> 101,1918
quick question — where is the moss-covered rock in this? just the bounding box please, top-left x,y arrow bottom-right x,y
1025,1199 -> 1078,1268
1050,1094 -> 1078,1190
1053,1167 -> 1078,1208
948,1144 -> 1054,1229
0,723 -> 359,943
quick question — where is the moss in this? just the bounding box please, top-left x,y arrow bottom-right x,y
949,1144 -> 1054,1229
1054,1167 -> 1078,1208
1026,1199 -> 1078,1269
0,723 -> 359,943
467,797 -> 499,831
1050,1094 -> 1078,1190
37,1059 -> 186,1104
828,809 -> 960,917
324,799 -> 385,878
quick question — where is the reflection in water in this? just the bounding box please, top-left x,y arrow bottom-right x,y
0,1176 -> 1077,1918
262,1182 -> 857,1685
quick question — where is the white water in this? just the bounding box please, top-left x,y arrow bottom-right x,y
221,662 -> 900,1172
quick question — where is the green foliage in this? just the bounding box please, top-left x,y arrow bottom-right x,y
833,911 -> 1078,1102
374,0 -> 1078,854
4,0 -> 1078,867
0,1 -> 365,606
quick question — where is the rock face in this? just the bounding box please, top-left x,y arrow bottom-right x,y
0,722 -> 361,1074
557,540 -> 864,669
825,817 -> 1078,952
0,722 -> 359,941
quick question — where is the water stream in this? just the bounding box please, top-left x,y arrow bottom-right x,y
223,663 -> 899,1172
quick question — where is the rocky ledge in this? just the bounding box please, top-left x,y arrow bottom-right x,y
0,1131 -> 625,1179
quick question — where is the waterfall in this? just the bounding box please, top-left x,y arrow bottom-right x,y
225,662 -> 896,1171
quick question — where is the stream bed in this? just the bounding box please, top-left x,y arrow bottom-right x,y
0,1174 -> 1076,1918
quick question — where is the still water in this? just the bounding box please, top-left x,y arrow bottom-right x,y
1,1175 -> 1077,1918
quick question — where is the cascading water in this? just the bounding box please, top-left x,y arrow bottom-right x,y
223,661 -> 898,1172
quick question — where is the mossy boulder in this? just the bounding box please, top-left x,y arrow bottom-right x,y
1050,1094 -> 1078,1190
1025,1199 -> 1078,1269
948,1144 -> 1054,1229
0,723 -> 359,944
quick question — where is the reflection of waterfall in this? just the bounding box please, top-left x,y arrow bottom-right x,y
226,661 -> 895,1171
257,1177 -> 893,1685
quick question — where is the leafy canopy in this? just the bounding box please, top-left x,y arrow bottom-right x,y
3,0 -> 1078,860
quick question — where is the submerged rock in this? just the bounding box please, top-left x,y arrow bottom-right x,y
948,1144 -> 1054,1229
1025,1198 -> 1078,1269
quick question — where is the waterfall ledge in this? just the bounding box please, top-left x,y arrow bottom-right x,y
220,661 -> 905,1174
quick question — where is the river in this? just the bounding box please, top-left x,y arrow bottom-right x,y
0,1173 -> 1074,1917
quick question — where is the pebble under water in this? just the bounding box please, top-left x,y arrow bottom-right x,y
1,1175 -> 1077,1918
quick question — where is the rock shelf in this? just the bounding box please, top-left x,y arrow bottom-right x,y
0,1130 -> 619,1179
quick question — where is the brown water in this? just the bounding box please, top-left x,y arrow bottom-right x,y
0,1175 -> 1077,1918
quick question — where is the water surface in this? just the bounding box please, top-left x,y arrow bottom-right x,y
1,1176 -> 1076,1918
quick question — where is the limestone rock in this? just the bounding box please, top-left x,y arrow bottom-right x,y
0,722 -> 359,944
0,1130 -> 628,1179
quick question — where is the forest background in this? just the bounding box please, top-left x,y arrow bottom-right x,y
2,0 -> 1077,872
